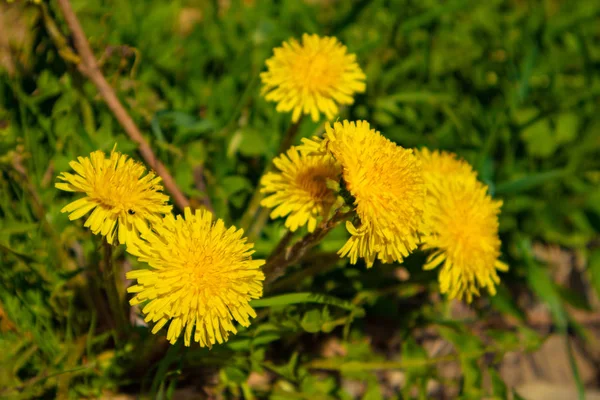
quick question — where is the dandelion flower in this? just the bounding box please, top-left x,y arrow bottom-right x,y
304,120 -> 425,267
416,147 -> 476,185
417,150 -> 508,303
126,208 -> 265,347
261,33 -> 366,122
56,149 -> 171,245
260,147 -> 341,232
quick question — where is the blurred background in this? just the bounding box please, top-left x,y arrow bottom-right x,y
1,0 -> 600,398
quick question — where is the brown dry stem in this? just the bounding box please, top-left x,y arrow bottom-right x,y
51,0 -> 191,210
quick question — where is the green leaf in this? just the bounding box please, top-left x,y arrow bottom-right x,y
250,293 -> 359,312
151,341 -> 182,395
0,222 -> 39,235
400,337 -> 430,398
362,375 -> 383,400
557,285 -> 591,311
402,338 -> 429,377
178,120 -> 215,143
520,117 -> 556,157
263,352 -> 299,382
489,368 -> 508,399
300,374 -> 337,396
489,285 -> 526,322
518,326 -> 544,352
555,112 -> 579,144
185,142 -> 207,166
438,326 -> 483,399
301,309 -> 323,333
565,336 -> 585,400
587,249 -> 600,302
35,70 -> 61,99
526,262 -> 568,331
0,242 -> 37,263
494,169 -> 570,195
221,176 -> 252,197
238,128 -> 269,156
223,366 -> 247,385
226,332 -> 280,351
512,390 -> 527,400
398,0 -> 470,33
51,94 -> 76,118
487,329 -> 520,349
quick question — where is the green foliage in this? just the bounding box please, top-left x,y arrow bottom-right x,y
0,0 -> 599,398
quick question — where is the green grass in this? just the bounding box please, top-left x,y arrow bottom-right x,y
1,0 -> 600,398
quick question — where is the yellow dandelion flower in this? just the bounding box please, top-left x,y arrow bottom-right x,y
56,149 -> 171,245
417,150 -> 508,303
416,147 -> 476,185
260,147 -> 341,232
260,33 -> 366,122
304,120 -> 425,267
126,208 -> 265,348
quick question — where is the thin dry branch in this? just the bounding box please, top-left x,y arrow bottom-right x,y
54,0 -> 190,210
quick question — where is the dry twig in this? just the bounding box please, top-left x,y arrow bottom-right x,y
54,0 -> 190,210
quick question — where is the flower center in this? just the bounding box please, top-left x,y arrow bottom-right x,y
294,52 -> 341,92
296,166 -> 334,201
182,246 -> 228,296
91,172 -> 143,213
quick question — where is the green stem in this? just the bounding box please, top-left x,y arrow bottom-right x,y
494,168 -> 569,195
240,118 -> 303,235
248,206 -> 271,241
565,331 -> 585,400
267,252 -> 341,293
102,241 -> 129,340
262,211 -> 352,286
306,340 -> 525,372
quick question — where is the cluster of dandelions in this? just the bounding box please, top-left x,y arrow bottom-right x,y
260,34 -> 507,303
55,32 -> 507,349
56,149 -> 264,348
261,120 -> 507,303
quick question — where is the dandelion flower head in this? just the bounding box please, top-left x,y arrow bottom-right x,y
304,120 -> 425,267
56,149 -> 171,245
416,147 -> 476,186
261,146 -> 341,232
126,208 -> 265,347
261,33 -> 366,122
417,150 -> 508,303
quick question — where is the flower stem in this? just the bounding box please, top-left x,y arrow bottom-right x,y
277,117 -> 304,156
262,210 -> 352,286
240,118 -> 303,236
267,251 -> 341,293
102,241 -> 129,340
